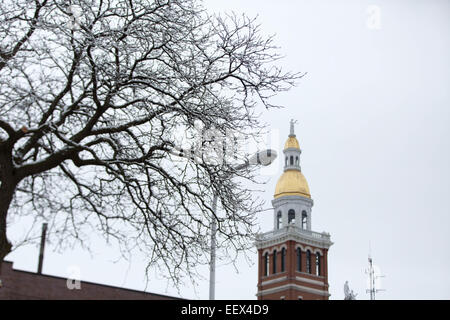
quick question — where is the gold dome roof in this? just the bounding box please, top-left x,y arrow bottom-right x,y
274,169 -> 311,199
284,136 -> 300,150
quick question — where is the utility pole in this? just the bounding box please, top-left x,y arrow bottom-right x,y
37,223 -> 48,274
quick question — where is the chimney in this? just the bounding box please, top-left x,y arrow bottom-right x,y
37,223 -> 48,274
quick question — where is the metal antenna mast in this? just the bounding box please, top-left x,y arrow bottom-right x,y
366,254 -> 376,300
365,243 -> 385,300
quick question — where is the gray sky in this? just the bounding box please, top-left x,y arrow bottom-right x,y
8,0 -> 450,299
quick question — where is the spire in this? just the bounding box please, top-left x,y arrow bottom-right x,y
289,119 -> 297,137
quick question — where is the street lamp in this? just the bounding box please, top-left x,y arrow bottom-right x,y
168,146 -> 277,300
209,149 -> 277,300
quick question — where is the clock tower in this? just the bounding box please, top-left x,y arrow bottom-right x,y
256,121 -> 333,300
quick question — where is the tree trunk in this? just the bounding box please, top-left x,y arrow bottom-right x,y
0,143 -> 16,269
0,181 -> 14,268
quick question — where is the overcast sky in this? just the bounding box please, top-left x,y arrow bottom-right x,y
7,0 -> 450,300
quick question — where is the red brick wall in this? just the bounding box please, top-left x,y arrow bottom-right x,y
0,261 -> 180,300
257,241 -> 330,300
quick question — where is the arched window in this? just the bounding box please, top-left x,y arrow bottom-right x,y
296,247 -> 302,272
264,252 -> 269,276
302,211 -> 307,229
290,156 -> 293,165
306,250 -> 311,274
272,250 -> 277,274
288,209 -> 295,224
281,248 -> 286,272
277,211 -> 282,229
316,252 -> 321,276
295,156 -> 299,165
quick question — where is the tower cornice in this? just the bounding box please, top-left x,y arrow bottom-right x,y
272,195 -> 314,207
255,225 -> 333,250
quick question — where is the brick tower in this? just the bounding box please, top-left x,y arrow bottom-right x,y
256,121 -> 333,300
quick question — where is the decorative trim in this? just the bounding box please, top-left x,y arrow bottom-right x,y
313,248 -> 323,255
295,276 -> 325,286
255,228 -> 333,250
262,244 -> 288,253
257,284 -> 330,297
261,276 -> 287,286
272,195 -> 314,207
284,147 -> 301,153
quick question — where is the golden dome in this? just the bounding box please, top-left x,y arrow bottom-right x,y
274,169 -> 311,199
284,136 -> 300,150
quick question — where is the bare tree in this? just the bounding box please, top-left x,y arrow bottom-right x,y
0,0 -> 299,285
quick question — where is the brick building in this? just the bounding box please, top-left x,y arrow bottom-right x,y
255,121 -> 333,300
0,260 -> 180,300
